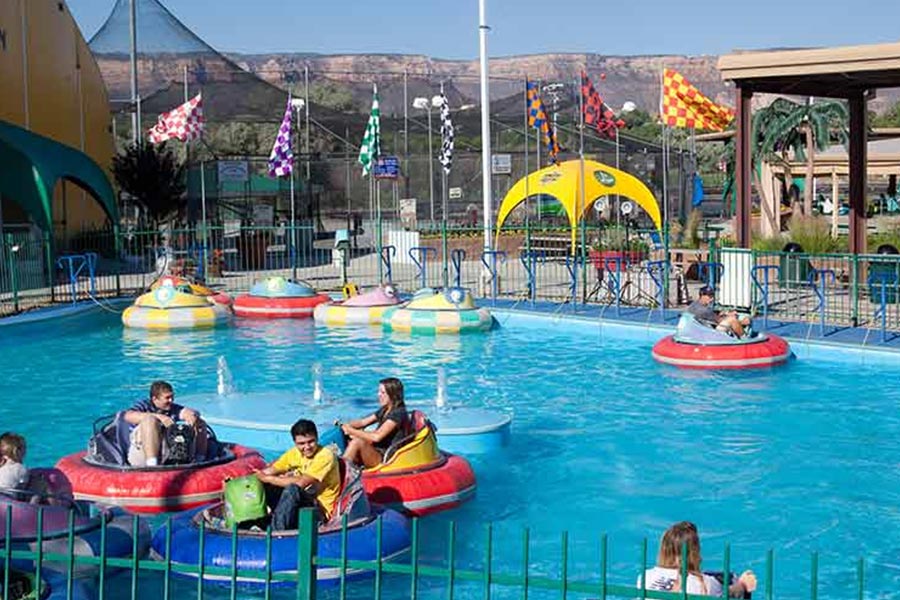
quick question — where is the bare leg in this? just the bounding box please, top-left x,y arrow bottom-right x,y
343,438 -> 383,468
137,416 -> 163,462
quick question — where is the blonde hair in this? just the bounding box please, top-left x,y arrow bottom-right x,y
0,432 -> 26,463
657,521 -> 706,592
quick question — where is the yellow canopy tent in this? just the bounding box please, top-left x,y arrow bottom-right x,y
495,159 -> 662,253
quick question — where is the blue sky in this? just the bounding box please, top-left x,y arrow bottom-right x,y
68,0 -> 899,59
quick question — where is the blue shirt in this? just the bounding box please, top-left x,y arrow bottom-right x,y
129,399 -> 185,421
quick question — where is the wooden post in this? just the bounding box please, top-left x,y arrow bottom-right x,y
848,93 -> 868,255
735,85 -> 753,248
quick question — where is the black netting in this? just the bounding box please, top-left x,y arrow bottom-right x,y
89,0 -> 219,55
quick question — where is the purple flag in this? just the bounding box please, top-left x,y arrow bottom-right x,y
268,97 -> 293,177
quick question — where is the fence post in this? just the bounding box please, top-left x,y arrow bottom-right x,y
296,508 -> 318,600
442,220 -> 449,289
851,253 -> 860,327
44,231 -> 55,302
5,234 -> 19,313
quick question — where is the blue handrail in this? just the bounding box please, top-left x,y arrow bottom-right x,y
380,246 -> 396,284
450,249 -> 466,288
480,250 -> 507,303
646,260 -> 668,319
698,261 -> 724,289
564,253 -> 580,309
519,250 -> 544,305
603,256 -> 625,316
56,253 -> 98,304
750,265 -> 781,329
809,268 -> 837,337
408,247 -> 438,289
867,269 -> 893,342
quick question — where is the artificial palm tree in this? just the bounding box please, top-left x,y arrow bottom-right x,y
751,98 -> 849,215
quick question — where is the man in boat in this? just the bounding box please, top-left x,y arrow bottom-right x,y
255,419 -> 341,530
123,380 -> 210,467
687,287 -> 752,338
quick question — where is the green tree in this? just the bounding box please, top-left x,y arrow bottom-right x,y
112,141 -> 186,229
752,98 -> 848,215
309,81 -> 355,112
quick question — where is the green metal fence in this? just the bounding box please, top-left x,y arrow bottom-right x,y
6,219 -> 900,336
0,506 -> 880,600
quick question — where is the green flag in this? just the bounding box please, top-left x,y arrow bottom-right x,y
358,84 -> 381,176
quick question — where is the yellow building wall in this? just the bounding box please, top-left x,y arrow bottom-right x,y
0,0 -> 114,237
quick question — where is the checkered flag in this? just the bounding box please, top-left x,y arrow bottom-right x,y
438,93 -> 454,175
147,93 -> 203,144
267,97 -> 293,177
358,84 -> 381,176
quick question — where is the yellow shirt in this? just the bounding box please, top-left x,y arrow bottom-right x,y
271,446 -> 341,518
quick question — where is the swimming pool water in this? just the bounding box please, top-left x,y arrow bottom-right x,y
2,309 -> 900,599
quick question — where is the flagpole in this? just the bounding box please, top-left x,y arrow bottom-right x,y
578,73 -> 587,304
200,160 -> 208,280
129,0 -> 139,145
660,67 -> 670,307
536,79 -> 542,222
478,0 -> 493,256
523,77 -> 530,246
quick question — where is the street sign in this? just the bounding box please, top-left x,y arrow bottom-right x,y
449,187 -> 463,199
374,155 -> 400,179
491,154 -> 512,175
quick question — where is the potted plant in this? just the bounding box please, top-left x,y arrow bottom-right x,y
588,227 -> 648,272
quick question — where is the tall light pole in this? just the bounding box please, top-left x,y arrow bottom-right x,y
413,96 -> 436,223
478,0 -> 492,253
129,0 -> 140,144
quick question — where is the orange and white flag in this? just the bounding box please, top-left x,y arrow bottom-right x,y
661,69 -> 734,132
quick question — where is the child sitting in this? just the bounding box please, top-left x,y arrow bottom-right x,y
0,432 -> 28,495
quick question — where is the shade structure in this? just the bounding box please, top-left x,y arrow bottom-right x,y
495,159 -> 661,252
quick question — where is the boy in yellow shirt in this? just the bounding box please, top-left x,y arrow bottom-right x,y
255,419 -> 341,530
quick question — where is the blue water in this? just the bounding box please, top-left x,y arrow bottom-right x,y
3,308 -> 900,600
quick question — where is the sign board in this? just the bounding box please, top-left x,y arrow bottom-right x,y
217,160 -> 249,183
252,204 -> 274,226
374,155 -> 400,180
449,187 -> 463,199
491,154 -> 512,175
399,198 -> 418,230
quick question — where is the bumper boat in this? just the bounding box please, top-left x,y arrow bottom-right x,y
361,411 -> 476,516
233,277 -> 330,319
152,275 -> 232,306
652,313 -> 792,369
314,285 -> 402,326
122,285 -> 231,330
150,459 -> 410,589
0,468 -> 150,578
55,414 -> 266,514
383,288 -> 493,334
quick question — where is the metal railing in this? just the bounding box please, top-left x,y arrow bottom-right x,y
6,220 -> 900,337
0,505 -> 882,600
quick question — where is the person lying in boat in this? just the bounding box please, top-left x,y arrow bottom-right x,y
123,381 -> 210,467
637,521 -> 757,597
338,377 -> 408,468
254,419 -> 341,530
688,287 -> 752,338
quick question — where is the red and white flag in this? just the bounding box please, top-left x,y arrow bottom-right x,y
147,93 -> 204,144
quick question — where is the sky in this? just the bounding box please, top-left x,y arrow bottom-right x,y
67,0 -> 900,59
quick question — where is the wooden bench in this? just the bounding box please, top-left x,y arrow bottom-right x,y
518,236 -> 583,261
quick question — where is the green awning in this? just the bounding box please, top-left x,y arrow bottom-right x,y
0,119 -> 117,232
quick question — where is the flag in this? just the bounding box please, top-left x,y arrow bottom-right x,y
438,92 -> 454,174
662,68 -> 735,132
358,84 -> 381,176
581,71 -> 624,139
267,96 -> 293,178
526,79 -> 560,164
147,93 -> 204,144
